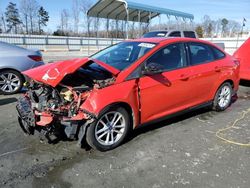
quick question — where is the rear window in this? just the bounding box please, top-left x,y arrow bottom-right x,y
184,31 -> 196,38
212,47 -> 225,59
143,31 -> 168,38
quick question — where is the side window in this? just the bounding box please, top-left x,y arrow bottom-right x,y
212,47 -> 225,60
146,43 -> 187,71
188,43 -> 214,65
184,31 -> 196,38
168,31 -> 181,37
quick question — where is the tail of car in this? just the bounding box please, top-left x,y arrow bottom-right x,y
233,37 -> 250,80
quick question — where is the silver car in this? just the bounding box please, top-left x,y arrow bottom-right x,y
0,41 -> 45,94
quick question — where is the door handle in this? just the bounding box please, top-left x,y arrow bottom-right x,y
180,74 -> 189,81
214,66 -> 221,72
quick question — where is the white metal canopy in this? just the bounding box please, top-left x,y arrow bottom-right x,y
87,0 -> 194,38
88,0 -> 194,22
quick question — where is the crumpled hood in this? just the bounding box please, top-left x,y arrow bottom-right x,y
23,57 -> 120,87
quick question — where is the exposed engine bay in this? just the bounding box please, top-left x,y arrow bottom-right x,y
16,62 -> 116,144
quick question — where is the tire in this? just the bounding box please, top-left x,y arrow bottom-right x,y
0,70 -> 24,95
86,106 -> 131,151
212,82 -> 233,111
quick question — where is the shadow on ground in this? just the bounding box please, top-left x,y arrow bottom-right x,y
126,107 -> 211,144
0,97 -> 17,106
240,80 -> 250,87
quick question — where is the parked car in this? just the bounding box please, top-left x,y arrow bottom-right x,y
233,37 -> 250,80
0,41 -> 44,94
17,37 -> 240,151
142,30 -> 198,38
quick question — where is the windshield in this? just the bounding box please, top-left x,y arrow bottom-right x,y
143,31 -> 168,38
91,42 -> 157,71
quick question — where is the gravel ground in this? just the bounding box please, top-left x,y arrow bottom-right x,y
0,64 -> 250,187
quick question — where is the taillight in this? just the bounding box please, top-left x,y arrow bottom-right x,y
28,55 -> 43,62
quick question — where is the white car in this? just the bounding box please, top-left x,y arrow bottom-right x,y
143,30 -> 198,38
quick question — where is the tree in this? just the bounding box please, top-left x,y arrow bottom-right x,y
38,6 -> 49,34
195,25 -> 204,38
19,0 -> 29,34
202,15 -> 213,37
19,0 -> 39,34
53,28 -> 66,36
60,9 -> 70,33
72,0 -> 80,34
28,0 -> 39,34
0,11 -> 5,33
227,20 -> 241,37
221,18 -> 229,37
5,2 -> 22,33
80,0 -> 93,37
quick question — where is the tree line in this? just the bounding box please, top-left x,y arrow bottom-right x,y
195,15 -> 243,38
0,0 -> 49,34
0,0 -> 245,38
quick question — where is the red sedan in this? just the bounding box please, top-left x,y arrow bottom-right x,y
17,37 -> 240,151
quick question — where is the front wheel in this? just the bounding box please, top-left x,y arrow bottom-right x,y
86,106 -> 131,151
212,82 -> 233,111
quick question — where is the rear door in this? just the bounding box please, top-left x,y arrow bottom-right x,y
186,42 -> 226,104
138,42 -> 194,124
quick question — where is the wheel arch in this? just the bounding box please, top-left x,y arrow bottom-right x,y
97,102 -> 136,129
0,68 -> 25,82
222,79 -> 234,88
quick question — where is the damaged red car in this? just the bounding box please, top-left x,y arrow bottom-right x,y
233,37 -> 250,80
16,38 -> 240,151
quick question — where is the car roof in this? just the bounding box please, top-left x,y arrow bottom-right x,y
127,37 -> 168,43
146,30 -> 196,33
127,37 -> 213,45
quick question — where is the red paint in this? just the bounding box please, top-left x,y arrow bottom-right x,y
35,111 -> 53,126
233,37 -> 250,80
23,58 -> 119,87
25,38 -> 240,128
92,59 -> 120,75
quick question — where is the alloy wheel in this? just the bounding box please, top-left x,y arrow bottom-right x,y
94,111 -> 126,146
0,72 -> 21,93
217,85 -> 231,108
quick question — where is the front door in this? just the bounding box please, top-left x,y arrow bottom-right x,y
139,43 -> 193,124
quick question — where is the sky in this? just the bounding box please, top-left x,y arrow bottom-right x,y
0,0 -> 250,32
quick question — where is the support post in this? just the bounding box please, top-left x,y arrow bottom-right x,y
167,15 -> 170,30
138,10 -> 141,37
148,12 -> 152,32
116,20 -> 118,39
158,14 -> 161,30
106,19 -> 109,38
125,7 -> 129,39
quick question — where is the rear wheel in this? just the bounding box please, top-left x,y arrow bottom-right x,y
0,70 -> 23,94
86,106 -> 130,151
212,82 -> 233,111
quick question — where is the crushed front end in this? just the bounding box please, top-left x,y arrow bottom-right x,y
16,58 -> 117,144
16,80 -> 94,143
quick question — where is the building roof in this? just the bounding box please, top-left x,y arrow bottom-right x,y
87,0 -> 194,23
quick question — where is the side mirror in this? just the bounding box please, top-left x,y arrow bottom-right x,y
142,63 -> 162,75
